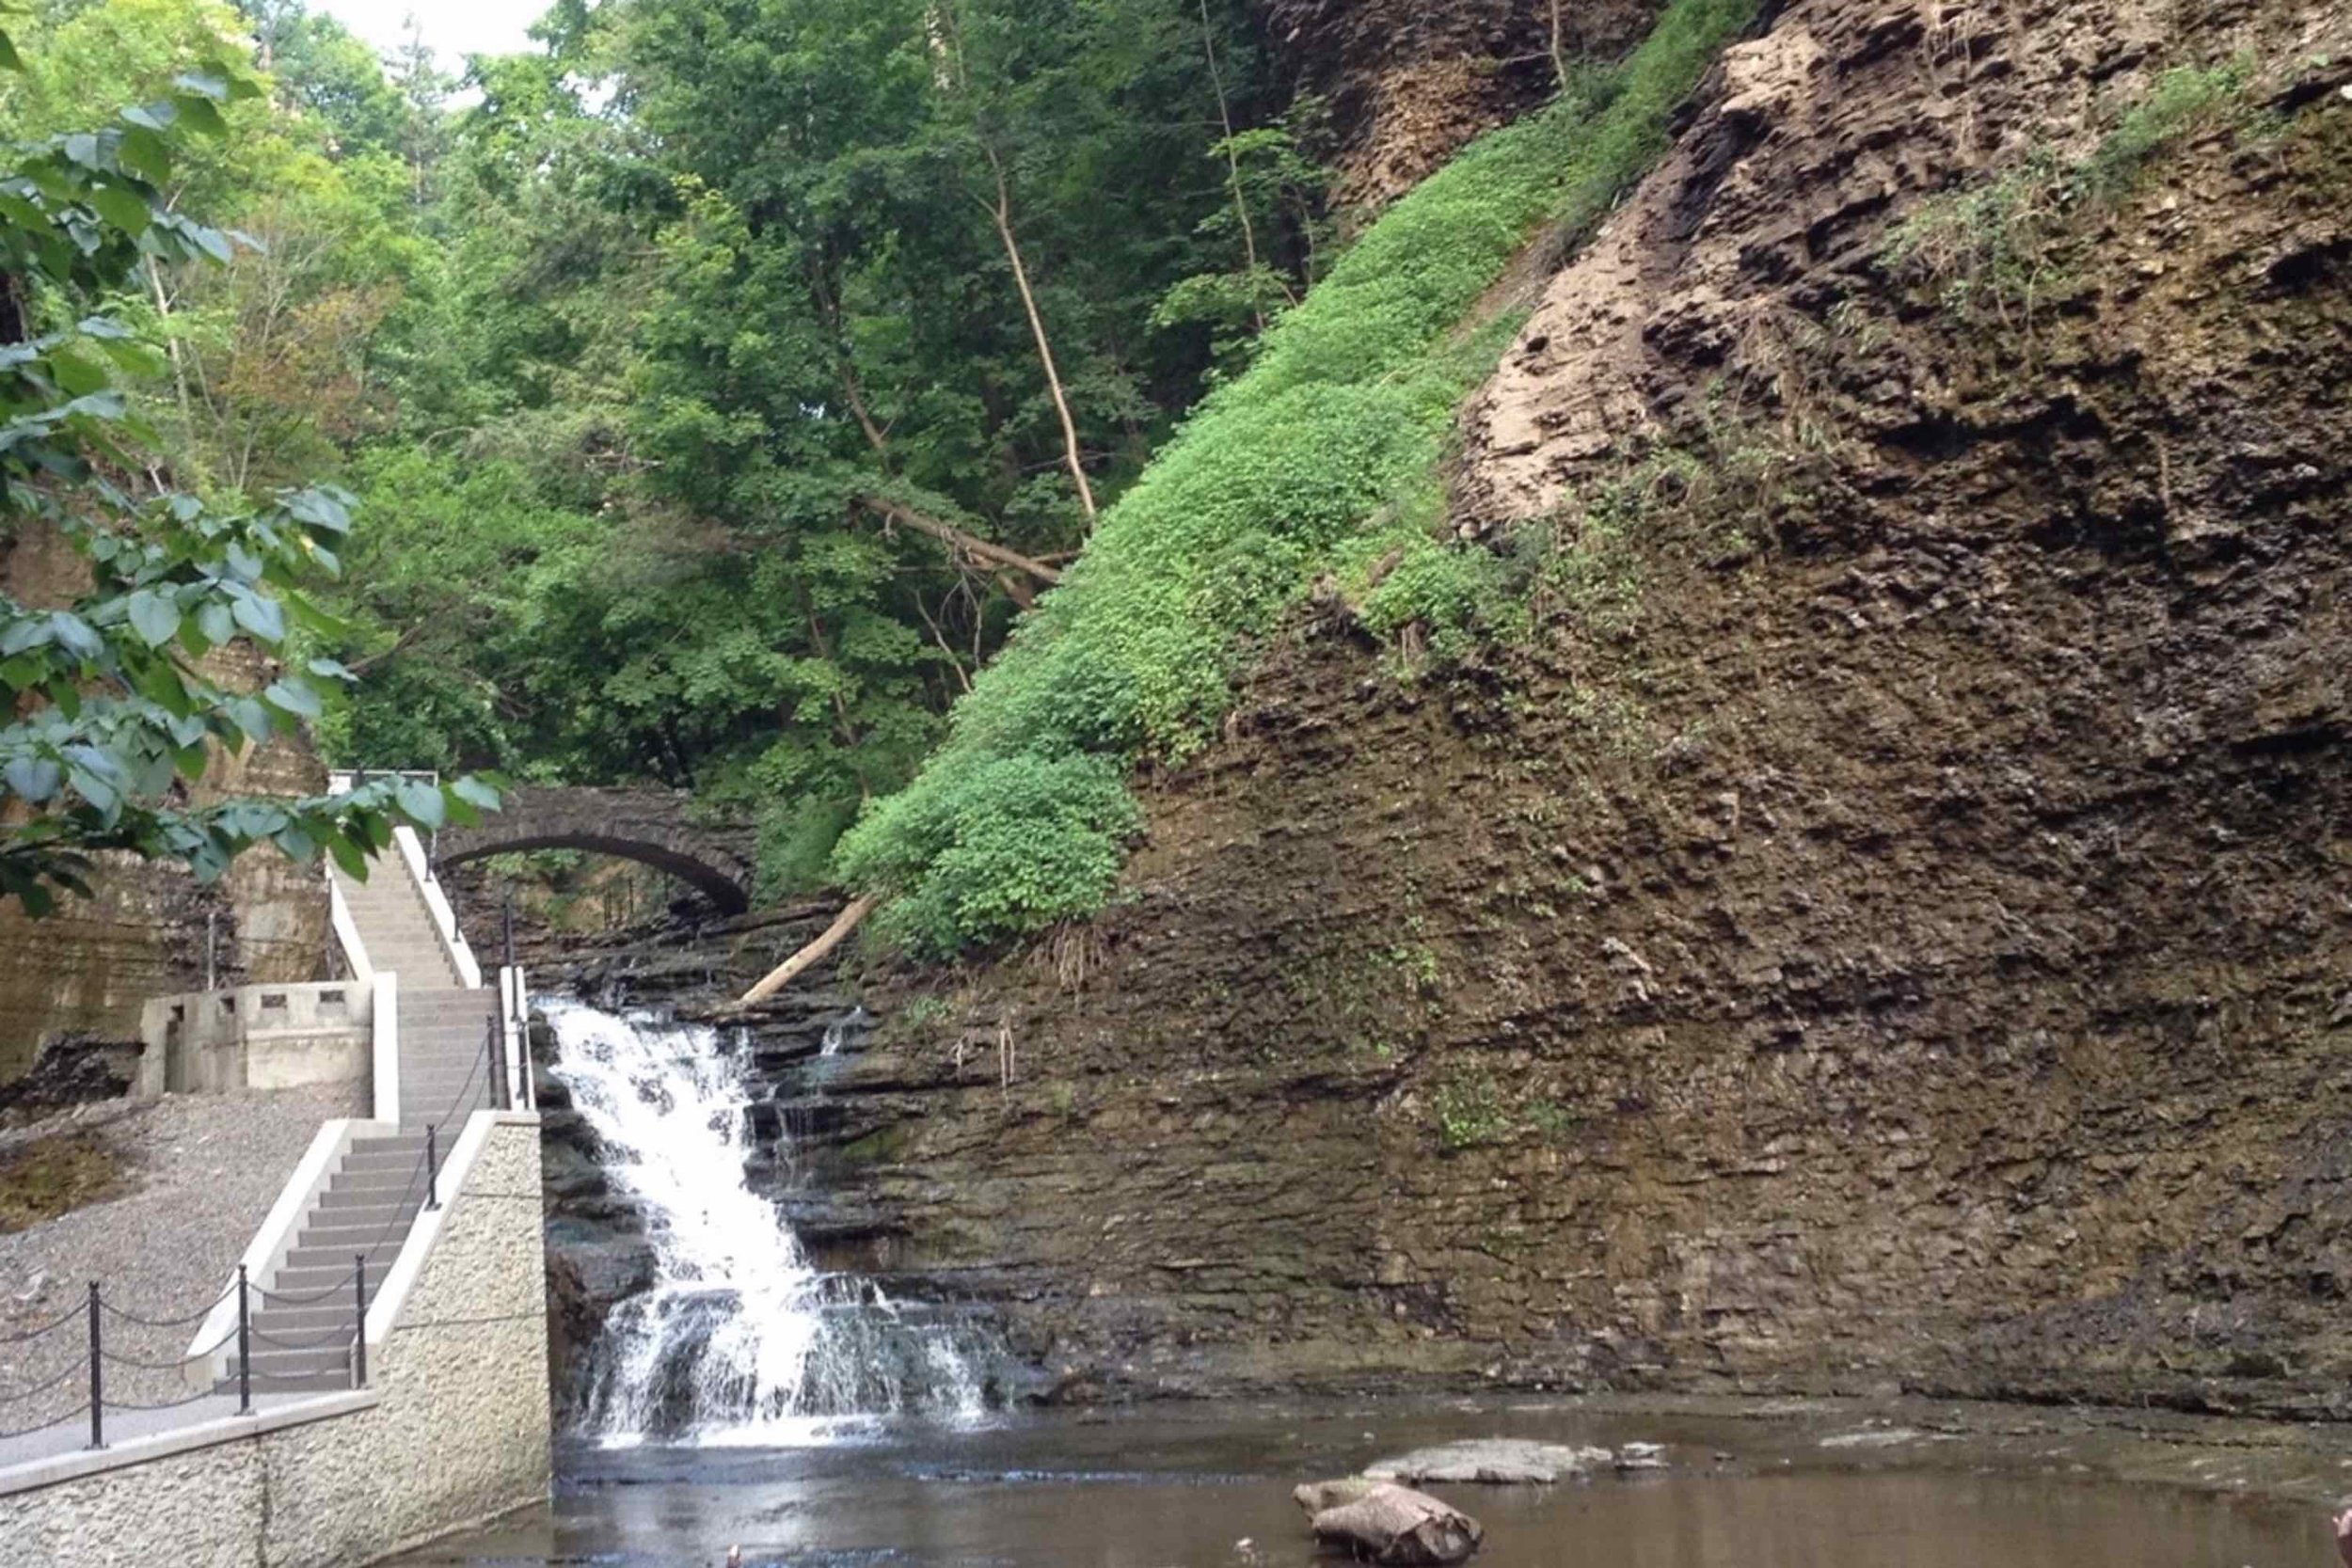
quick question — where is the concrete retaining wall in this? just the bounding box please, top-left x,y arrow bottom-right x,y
0,1119 -> 549,1567
135,981 -> 372,1098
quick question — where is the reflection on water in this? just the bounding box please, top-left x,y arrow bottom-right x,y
387,1402 -> 2331,1567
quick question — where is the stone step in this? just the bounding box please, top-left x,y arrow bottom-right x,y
241,1314 -> 360,1351
402,1065 -> 493,1087
303,1198 -> 422,1233
326,1164 -> 423,1194
346,1131 -> 436,1154
323,1178 -> 427,1212
400,1101 -> 492,1125
401,993 -> 495,1013
309,1188 -> 428,1219
269,1259 -> 389,1300
300,1216 -> 422,1254
339,1150 -> 437,1177
276,1242 -> 397,1275
329,1148 -> 421,1170
400,1037 -> 495,1060
219,1344 -> 355,1394
282,1239 -> 401,1269
397,1082 -> 494,1107
217,1369 -> 354,1395
374,942 -> 461,957
397,1091 -> 492,1113
246,1302 -> 360,1337
400,1090 -> 496,1114
400,1056 -> 494,1078
380,964 -> 464,985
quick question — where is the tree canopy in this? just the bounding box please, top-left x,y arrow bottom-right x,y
0,0 -> 1740,947
0,14 -> 492,914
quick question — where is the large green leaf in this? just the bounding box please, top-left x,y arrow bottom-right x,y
124,589 -> 179,647
395,777 -> 446,830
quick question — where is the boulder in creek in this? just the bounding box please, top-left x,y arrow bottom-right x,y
1299,1482 -> 1483,1566
1366,1438 -> 1614,1485
1295,1478 -> 1387,1513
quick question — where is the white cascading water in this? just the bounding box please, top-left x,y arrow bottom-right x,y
543,997 -> 991,1447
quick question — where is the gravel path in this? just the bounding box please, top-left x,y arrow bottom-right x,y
0,1085 -> 361,1439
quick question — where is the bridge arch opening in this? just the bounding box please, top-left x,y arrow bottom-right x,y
437,835 -> 750,914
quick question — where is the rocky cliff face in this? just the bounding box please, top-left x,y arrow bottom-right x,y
771,0 -> 2352,1413
1260,0 -> 1665,206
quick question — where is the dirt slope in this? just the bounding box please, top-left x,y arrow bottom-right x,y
791,0 -> 2352,1411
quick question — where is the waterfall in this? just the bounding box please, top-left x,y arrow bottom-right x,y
543,997 -> 995,1447
819,1005 -> 869,1056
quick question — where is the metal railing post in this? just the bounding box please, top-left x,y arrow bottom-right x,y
236,1264 -> 252,1415
86,1282 -> 102,1450
425,1124 -> 439,1212
353,1257 -> 368,1388
488,1016 -> 509,1113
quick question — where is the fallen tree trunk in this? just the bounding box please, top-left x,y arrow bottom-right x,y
856,496 -> 1062,586
737,894 -> 878,1006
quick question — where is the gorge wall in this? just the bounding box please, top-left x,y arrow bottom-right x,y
1259,0 -> 1668,206
770,0 -> 2352,1415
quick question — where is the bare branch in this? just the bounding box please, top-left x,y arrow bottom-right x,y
857,494 -> 1061,585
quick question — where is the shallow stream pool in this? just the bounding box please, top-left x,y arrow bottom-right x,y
387,1399 -> 2339,1567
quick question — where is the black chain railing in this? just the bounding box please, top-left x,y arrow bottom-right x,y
0,1025 -> 504,1455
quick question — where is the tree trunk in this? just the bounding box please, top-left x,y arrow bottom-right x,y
1199,0 -> 1284,325
738,895 -> 878,1005
857,494 -> 1062,585
983,148 -> 1098,525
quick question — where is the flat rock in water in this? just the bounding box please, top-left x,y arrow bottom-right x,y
1365,1437 -> 1613,1485
1309,1483 -> 1483,1566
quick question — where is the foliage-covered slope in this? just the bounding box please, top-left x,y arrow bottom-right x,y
835,0 -> 1758,954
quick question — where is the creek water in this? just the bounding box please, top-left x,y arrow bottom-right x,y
462,1001 -> 2334,1566
387,1399 -> 2332,1566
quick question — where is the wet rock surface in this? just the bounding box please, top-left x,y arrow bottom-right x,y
1368,1438 -> 1616,1484
1305,1481 -> 1484,1565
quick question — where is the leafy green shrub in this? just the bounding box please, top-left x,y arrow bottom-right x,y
834,0 -> 1759,955
2079,62 -> 2248,198
757,795 -> 862,897
1355,531 -> 1519,658
1883,60 -> 2249,321
1434,1071 -> 1509,1150
832,751 -> 1142,954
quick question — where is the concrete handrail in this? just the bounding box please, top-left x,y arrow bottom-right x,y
373,970 -> 402,1125
327,872 -> 373,984
362,1108 -> 535,1350
498,965 -> 532,1111
391,822 -> 484,990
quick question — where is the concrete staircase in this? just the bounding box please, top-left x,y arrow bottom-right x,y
220,858 -> 496,1395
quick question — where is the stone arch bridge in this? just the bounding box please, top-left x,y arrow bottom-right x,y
435,785 -> 757,913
